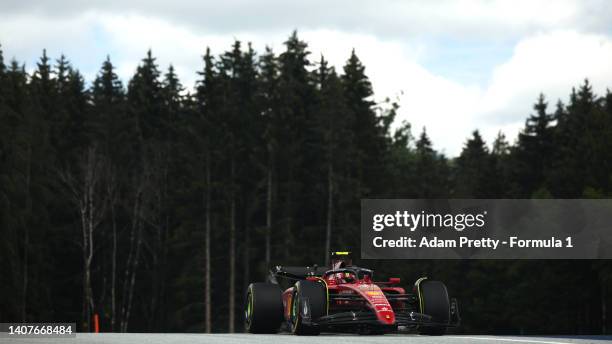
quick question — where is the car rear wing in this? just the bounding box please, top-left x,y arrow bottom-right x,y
267,265 -> 326,283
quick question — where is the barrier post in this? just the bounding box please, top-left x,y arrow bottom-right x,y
94,313 -> 99,333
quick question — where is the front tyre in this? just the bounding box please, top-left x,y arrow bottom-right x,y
417,280 -> 450,336
245,283 -> 283,333
290,280 -> 326,335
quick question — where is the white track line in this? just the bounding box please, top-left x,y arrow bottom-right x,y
446,336 -> 590,344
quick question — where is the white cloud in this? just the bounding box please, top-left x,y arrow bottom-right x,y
0,12 -> 106,79
473,30 -> 612,150
1,6 -> 612,156
1,0 -> 606,41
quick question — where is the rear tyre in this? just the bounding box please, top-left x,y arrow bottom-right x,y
245,283 -> 283,333
290,280 -> 326,335
418,280 -> 450,336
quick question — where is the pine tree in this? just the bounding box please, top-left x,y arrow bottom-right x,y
128,50 -> 163,141
578,81 -> 610,193
551,80 -> 598,197
162,65 -> 183,127
218,40 -> 243,333
413,128 -> 448,197
0,58 -> 31,322
258,46 -> 280,272
0,45 -> 8,163
92,56 -> 126,158
93,57 -> 124,106
514,94 -> 554,196
63,67 -> 90,161
490,131 -> 511,197
341,49 -> 385,197
386,119 -> 415,198
195,47 -> 217,333
455,130 -> 493,197
277,31 -> 314,262
120,50 -> 165,332
30,50 -> 57,145
91,61 -> 127,333
0,45 -> 16,321
20,50 -> 57,324
314,56 -> 351,264
235,42 -> 260,299
91,57 -> 125,332
0,44 -> 5,75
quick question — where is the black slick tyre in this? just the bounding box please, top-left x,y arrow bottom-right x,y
418,280 -> 450,336
290,280 -> 326,335
245,283 -> 283,333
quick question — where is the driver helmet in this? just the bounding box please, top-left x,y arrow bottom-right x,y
330,251 -> 352,270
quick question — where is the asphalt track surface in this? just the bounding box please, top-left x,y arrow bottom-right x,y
4,333 -> 612,344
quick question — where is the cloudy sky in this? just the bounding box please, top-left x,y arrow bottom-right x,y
1,0 -> 612,156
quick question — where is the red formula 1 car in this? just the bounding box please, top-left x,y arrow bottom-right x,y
245,252 -> 460,335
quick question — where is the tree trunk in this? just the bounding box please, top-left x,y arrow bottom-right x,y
325,155 -> 333,267
204,150 -> 212,333
603,280 -> 607,334
148,151 -> 169,331
108,169 -> 118,332
81,204 -> 91,331
22,217 -> 28,322
85,149 -> 96,331
243,223 -> 250,293
120,195 -> 137,332
265,143 -> 274,270
122,216 -> 143,332
110,198 -> 117,332
285,168 -> 293,260
21,144 -> 31,323
60,147 -> 106,332
228,158 -> 236,333
265,159 -> 272,270
120,180 -> 143,332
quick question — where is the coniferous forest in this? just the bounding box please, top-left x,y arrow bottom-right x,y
1,31 -> 612,335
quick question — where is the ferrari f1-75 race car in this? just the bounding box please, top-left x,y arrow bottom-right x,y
245,252 -> 460,335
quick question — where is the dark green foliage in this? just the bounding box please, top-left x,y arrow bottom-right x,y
413,129 -> 451,198
342,49 -> 387,197
455,130 -> 495,197
513,94 -> 554,196
0,34 -> 611,335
